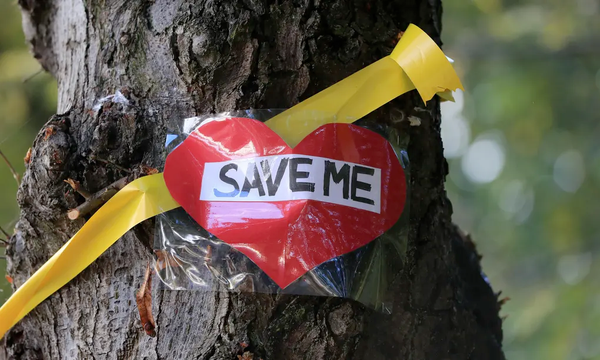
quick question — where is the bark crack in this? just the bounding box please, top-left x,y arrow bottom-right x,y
91,271 -> 101,357
154,290 -> 164,360
169,25 -> 184,78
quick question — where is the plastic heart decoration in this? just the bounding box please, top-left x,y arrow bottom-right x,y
164,118 -> 406,288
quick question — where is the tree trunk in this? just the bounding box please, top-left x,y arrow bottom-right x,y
4,0 -> 504,359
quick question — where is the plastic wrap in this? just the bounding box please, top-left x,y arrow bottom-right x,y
154,110 -> 410,312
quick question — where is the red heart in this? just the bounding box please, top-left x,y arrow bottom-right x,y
163,118 -> 406,288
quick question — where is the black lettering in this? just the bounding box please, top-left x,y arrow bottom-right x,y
213,163 -> 240,197
289,157 -> 315,192
323,160 -> 350,199
351,165 -> 375,205
261,158 -> 289,196
240,162 -> 266,197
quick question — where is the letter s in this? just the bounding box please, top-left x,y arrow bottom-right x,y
213,163 -> 240,197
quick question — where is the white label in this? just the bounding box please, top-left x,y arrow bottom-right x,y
200,155 -> 382,213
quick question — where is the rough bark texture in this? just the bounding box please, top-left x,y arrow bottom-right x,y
4,0 -> 504,359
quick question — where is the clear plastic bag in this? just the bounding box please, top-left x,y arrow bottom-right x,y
154,110 -> 410,313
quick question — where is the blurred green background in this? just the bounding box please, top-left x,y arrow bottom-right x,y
442,0 -> 600,359
1,1 -> 598,358
0,1 -> 57,304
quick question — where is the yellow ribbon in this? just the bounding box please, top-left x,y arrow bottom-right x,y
0,24 -> 462,338
268,24 -> 462,146
0,174 -> 179,337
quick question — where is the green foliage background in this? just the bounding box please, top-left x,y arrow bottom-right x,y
0,2 -> 57,306
443,1 -> 600,359
0,1 -> 598,358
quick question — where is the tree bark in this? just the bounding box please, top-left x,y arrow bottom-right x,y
4,0 -> 504,359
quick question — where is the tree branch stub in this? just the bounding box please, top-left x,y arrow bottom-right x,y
0,149 -> 20,186
67,176 -> 130,220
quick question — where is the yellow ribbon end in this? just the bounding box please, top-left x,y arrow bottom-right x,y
267,24 -> 463,146
390,24 -> 464,103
